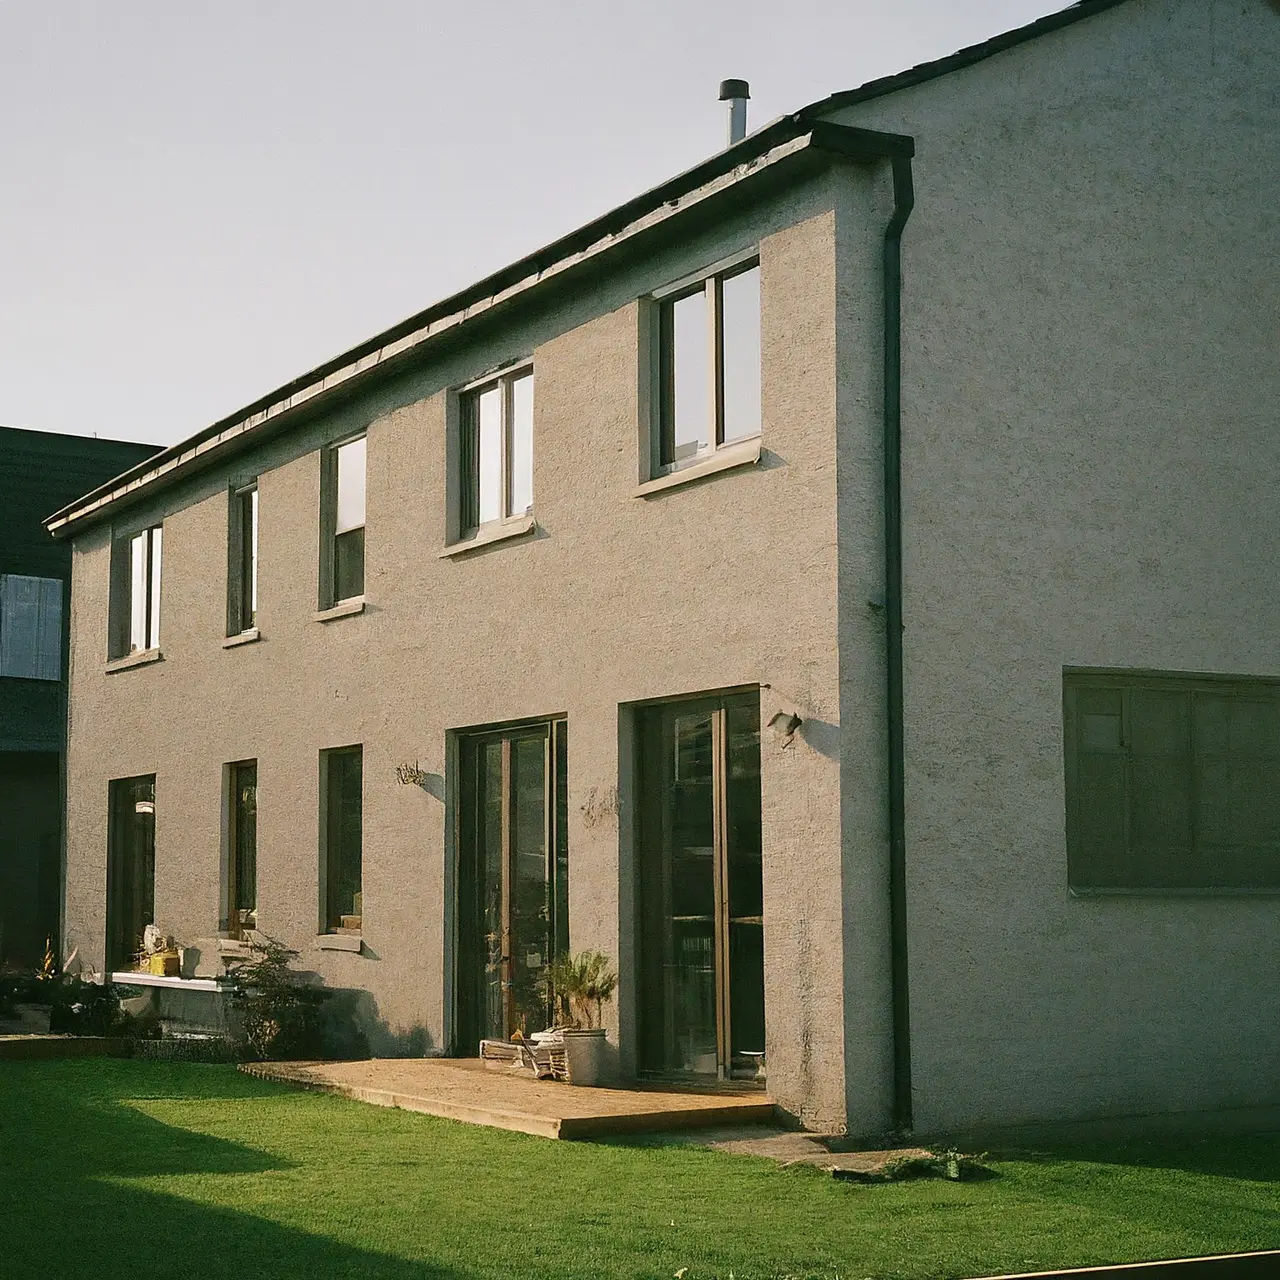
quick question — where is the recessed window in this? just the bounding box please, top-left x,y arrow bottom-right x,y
321,745 -> 362,933
109,525 -> 162,659
459,367 -> 533,533
0,574 -> 62,680
227,483 -> 258,636
657,259 -> 760,472
106,774 -> 155,971
321,437 -> 365,607
227,760 -> 257,933
1065,669 -> 1280,891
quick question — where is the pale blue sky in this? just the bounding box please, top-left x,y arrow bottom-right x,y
0,0 -> 1069,445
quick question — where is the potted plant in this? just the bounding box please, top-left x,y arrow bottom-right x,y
546,950 -> 617,1086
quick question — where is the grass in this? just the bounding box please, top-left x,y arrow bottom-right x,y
1,1060 -> 1277,1280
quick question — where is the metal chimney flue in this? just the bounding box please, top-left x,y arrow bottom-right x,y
719,78 -> 750,146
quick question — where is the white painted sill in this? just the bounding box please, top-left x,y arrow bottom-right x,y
222,628 -> 261,649
439,513 -> 536,558
314,933 -> 363,953
110,972 -> 224,992
105,648 -> 162,674
313,597 -> 365,623
633,435 -> 762,498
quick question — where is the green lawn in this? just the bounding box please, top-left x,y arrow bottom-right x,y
1,1061 -> 1276,1280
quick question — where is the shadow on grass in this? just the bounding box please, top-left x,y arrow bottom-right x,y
0,1060 -> 457,1280
996,1133 -> 1280,1185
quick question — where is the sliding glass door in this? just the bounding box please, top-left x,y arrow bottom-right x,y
456,720 -> 568,1052
637,690 -> 764,1080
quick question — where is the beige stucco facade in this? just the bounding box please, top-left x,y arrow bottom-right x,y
60,0 -> 1279,1136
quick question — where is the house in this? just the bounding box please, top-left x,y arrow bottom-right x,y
47,0 -> 1279,1135
0,426 -> 159,969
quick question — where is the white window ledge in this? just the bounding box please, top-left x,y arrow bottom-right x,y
634,435 -> 762,498
105,648 -> 163,674
222,628 -> 261,649
314,933 -> 363,952
313,597 -> 365,623
110,972 -> 224,992
439,513 -> 536,558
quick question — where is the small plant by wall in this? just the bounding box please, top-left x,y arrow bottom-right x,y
224,936 -> 330,1061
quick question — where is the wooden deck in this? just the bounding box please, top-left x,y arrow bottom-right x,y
242,1057 -> 775,1139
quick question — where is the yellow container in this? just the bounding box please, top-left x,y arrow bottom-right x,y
148,950 -> 180,977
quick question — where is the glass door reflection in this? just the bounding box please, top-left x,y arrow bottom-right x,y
638,690 -> 764,1080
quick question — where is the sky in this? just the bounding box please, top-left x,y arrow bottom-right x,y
1,0 -> 1071,447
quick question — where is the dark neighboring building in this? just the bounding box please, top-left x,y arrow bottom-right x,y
1,425 -> 159,968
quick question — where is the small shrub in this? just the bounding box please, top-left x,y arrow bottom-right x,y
545,950 -> 618,1029
225,936 -> 330,1060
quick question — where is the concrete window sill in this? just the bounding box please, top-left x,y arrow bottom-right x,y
314,933 -> 363,953
222,628 -> 261,649
439,513 -> 536,558
633,436 -> 762,498
105,648 -> 163,674
313,598 -> 365,624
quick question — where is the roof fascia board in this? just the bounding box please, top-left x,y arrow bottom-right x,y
49,123 -> 893,538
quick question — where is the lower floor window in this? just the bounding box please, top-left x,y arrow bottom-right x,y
322,746 -> 363,932
228,760 -> 257,932
106,774 -> 156,970
1065,669 -> 1280,891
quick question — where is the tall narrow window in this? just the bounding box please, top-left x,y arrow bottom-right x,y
109,525 -> 162,659
322,745 -> 362,933
459,367 -> 534,534
227,760 -> 257,933
106,774 -> 156,971
0,575 -> 63,680
227,483 -> 258,635
322,437 -> 365,606
657,259 -> 760,471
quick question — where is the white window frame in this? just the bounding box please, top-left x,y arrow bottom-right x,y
457,363 -> 534,536
650,247 -> 761,479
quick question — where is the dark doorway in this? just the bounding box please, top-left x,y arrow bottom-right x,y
0,752 -> 60,968
106,775 -> 155,972
636,690 -> 764,1080
455,720 -> 567,1053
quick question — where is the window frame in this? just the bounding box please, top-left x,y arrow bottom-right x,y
108,524 -> 162,660
226,482 -> 258,637
1064,667 -> 1280,895
225,759 -> 258,935
319,435 -> 366,609
457,363 -> 535,537
650,248 -> 761,479
319,744 -> 363,934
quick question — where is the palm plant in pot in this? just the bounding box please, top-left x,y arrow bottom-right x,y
546,950 -> 617,1086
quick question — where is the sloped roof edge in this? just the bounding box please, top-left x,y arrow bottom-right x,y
805,0 -> 1135,117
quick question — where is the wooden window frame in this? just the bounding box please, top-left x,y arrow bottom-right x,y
457,364 -> 534,537
226,482 -> 258,637
319,744 -> 363,934
651,248 -> 760,477
318,436 -> 366,609
225,759 -> 258,935
1064,667 -> 1280,894
108,524 -> 162,660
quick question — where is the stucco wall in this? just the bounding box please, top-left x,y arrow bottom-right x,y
828,0 -> 1280,1129
63,171 -> 881,1128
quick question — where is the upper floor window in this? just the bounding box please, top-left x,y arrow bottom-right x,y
227,482 -> 258,636
0,574 -> 62,680
1065,669 -> 1280,892
460,367 -> 533,533
321,436 -> 365,606
109,525 -> 162,659
657,257 -> 760,472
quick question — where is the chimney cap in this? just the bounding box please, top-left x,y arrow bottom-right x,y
718,79 -> 750,101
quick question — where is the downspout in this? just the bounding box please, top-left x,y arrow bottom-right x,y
883,154 -> 915,1133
